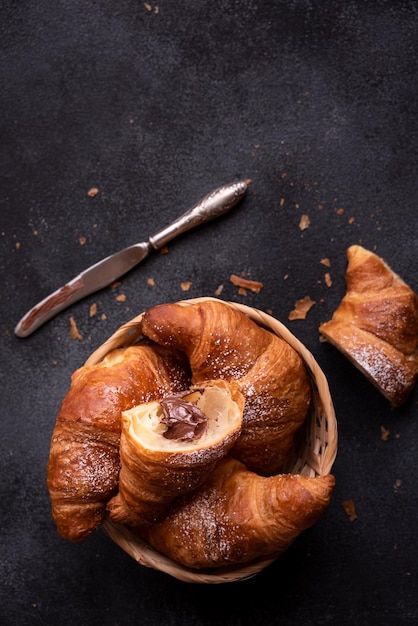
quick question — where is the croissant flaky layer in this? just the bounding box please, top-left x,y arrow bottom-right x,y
140,456 -> 335,570
141,300 -> 311,475
319,245 -> 418,406
47,344 -> 191,542
106,380 -> 245,527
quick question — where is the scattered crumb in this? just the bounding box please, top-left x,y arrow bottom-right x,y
324,272 -> 332,287
320,258 -> 331,267
110,281 -> 121,289
147,277 -> 155,286
342,499 -> 358,522
160,246 -> 169,254
214,284 -> 224,296
15,242 -> 21,249
348,216 -> 355,224
280,198 -> 285,207
393,479 -> 402,492
89,303 -> 97,317
144,2 -> 152,9
87,187 -> 99,197
100,313 -> 107,321
116,294 -> 126,302
283,274 -> 289,280
380,425 -> 390,441
180,281 -> 192,292
69,316 -> 83,340
33,230 -> 38,236
229,274 -> 263,294
79,237 -> 87,245
52,360 -> 58,366
299,214 -> 310,230
336,208 -> 344,215
288,295 -> 315,320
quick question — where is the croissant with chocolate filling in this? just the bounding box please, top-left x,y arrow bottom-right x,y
47,344 -> 190,542
140,456 -> 335,570
107,379 -> 244,527
141,299 -> 311,475
319,245 -> 418,406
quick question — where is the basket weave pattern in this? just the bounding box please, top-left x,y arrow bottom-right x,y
85,298 -> 337,583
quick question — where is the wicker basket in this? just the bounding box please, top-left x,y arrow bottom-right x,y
85,297 -> 337,584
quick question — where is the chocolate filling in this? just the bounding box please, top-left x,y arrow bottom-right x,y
160,390 -> 208,441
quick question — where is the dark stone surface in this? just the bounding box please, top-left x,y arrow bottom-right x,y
1,1 -> 417,624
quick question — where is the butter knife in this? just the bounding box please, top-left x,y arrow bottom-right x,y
15,179 -> 249,337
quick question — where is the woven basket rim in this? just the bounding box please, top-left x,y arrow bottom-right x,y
85,297 -> 338,584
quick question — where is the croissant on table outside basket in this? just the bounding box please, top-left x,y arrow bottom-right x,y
141,299 -> 312,475
319,245 -> 418,407
106,379 -> 245,527
139,455 -> 335,570
46,344 -> 191,542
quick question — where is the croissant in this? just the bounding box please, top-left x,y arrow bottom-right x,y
141,300 -> 311,475
319,245 -> 418,406
106,379 -> 244,526
140,456 -> 335,570
46,344 -> 190,542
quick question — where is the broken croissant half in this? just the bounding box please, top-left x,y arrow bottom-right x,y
106,379 -> 245,527
319,245 -> 418,406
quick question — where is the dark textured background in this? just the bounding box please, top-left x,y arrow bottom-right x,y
1,1 -> 417,624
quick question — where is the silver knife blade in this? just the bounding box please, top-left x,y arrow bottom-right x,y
14,179 -> 249,337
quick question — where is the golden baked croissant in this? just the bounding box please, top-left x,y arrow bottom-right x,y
319,245 -> 418,406
106,379 -> 244,526
141,299 -> 311,475
140,456 -> 335,570
46,344 -> 190,542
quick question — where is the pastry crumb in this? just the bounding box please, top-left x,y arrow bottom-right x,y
230,274 -> 263,294
299,214 -> 310,230
116,294 -> 126,302
320,258 -> 331,267
324,272 -> 332,287
87,187 -> 99,197
288,295 -> 315,320
79,237 -> 87,245
147,277 -> 155,287
380,425 -> 390,441
89,303 -> 97,317
180,281 -> 192,292
342,499 -> 358,522
69,316 -> 83,340
214,284 -> 224,296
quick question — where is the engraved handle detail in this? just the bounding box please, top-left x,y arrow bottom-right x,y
148,180 -> 248,250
